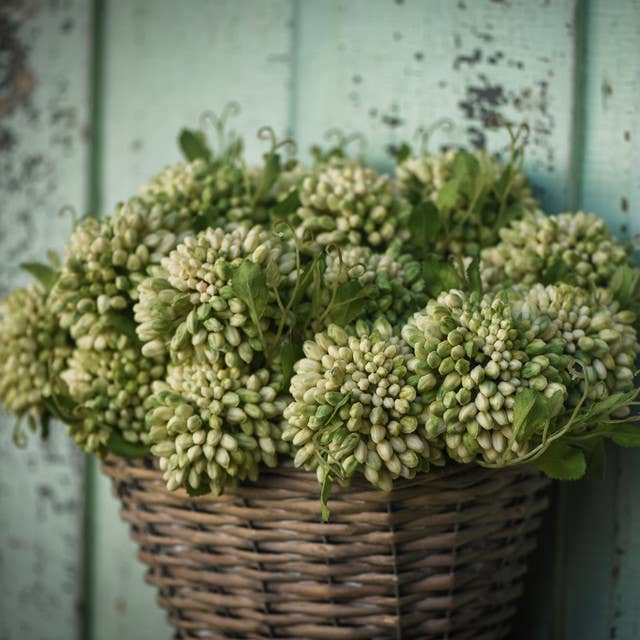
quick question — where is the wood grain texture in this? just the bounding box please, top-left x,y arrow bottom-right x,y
91,2 -> 295,638
292,0 -> 579,214
563,2 -> 640,639
0,1 -> 91,639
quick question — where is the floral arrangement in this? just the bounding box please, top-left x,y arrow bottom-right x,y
3,108 -> 640,519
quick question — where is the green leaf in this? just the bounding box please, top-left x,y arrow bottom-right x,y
271,189 -> 301,220
320,473 -> 332,522
451,150 -> 480,197
534,441 -> 586,480
231,260 -> 268,328
47,250 -> 61,269
20,262 -> 59,290
192,211 -> 219,232
408,201 -> 441,251
465,250 -> 482,294
610,264 -> 640,309
392,142 -> 412,164
541,257 -> 572,286
280,340 -> 302,388
322,391 -> 353,427
43,393 -> 77,423
186,482 -> 213,497
105,431 -> 150,458
106,313 -> 142,347
178,129 -> 212,162
608,424 -> 640,448
254,152 -> 281,204
435,178 -> 461,210
580,438 -> 606,480
329,281 -> 372,325
421,254 -> 462,297
512,388 -> 552,443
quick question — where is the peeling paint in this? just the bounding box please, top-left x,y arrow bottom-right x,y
601,79 -> 613,109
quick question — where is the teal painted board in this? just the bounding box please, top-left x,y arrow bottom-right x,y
292,0 -> 580,214
562,1 -> 640,638
0,1 -> 92,639
90,1 -> 295,638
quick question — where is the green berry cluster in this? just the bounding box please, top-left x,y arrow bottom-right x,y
283,319 -> 445,491
397,148 -> 537,255
147,360 -> 288,494
134,223 -> 297,364
295,157 -> 409,249
0,283 -> 71,420
481,210 -> 635,290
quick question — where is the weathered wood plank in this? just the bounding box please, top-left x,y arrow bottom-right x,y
563,1 -> 640,638
91,1 -> 296,638
0,1 -> 92,639
292,0 -> 579,214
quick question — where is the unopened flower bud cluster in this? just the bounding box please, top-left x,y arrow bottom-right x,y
481,210 -> 634,290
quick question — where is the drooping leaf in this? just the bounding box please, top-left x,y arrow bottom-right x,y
178,129 -> 212,162
106,312 -> 142,346
611,426 -> 640,448
322,391 -> 353,427
610,264 -> 640,309
451,150 -> 480,197
271,189 -> 301,220
580,438 -> 606,480
408,201 -> 441,252
231,260 -> 269,328
541,257 -> 572,286
280,340 -> 302,388
435,178 -> 461,210
253,152 -> 281,204
421,254 -> 462,297
329,281 -> 372,325
320,473 -> 332,522
465,250 -> 482,294
20,262 -> 59,291
105,431 -> 150,458
46,250 -> 61,269
512,388 -> 552,443
392,142 -> 412,164
534,441 -> 586,480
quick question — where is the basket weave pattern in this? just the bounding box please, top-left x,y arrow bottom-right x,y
102,456 -> 549,640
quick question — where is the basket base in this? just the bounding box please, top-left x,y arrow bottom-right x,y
103,457 -> 549,640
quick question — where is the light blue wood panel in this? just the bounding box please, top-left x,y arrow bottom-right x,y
90,2 -> 295,639
563,1 -> 640,638
292,0 -> 580,214
0,1 -> 92,639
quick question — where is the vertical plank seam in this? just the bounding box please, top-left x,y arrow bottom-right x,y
568,0 -> 588,212
554,2 -> 589,639
81,0 -> 107,638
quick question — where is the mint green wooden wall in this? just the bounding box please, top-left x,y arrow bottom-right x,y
1,1 -> 638,639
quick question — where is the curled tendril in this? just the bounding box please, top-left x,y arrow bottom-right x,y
58,205 -> 80,228
487,115 -> 530,165
257,126 -> 297,156
200,101 -> 241,154
324,128 -> 367,155
415,118 -> 455,155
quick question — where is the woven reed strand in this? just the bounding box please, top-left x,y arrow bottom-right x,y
102,456 -> 549,640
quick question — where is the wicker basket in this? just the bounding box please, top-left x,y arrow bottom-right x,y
102,456 -> 550,640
